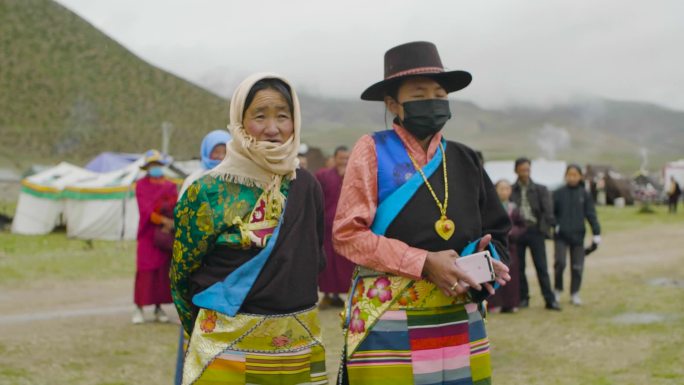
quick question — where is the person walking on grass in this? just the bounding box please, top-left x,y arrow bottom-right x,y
316,145 -> 354,309
553,164 -> 601,306
511,157 -> 560,310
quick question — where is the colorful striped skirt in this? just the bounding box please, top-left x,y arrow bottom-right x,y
344,303 -> 491,385
183,307 -> 327,385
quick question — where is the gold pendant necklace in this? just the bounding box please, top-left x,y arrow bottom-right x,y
406,143 -> 454,240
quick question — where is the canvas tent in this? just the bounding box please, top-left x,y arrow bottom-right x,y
484,159 -> 568,191
12,162 -> 97,234
63,158 -> 144,241
13,151 -> 186,240
664,159 -> 684,193
64,154 -> 189,240
85,152 -> 140,173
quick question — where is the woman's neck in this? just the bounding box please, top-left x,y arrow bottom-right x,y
418,135 -> 432,153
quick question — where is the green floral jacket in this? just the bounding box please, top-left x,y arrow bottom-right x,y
170,175 -> 290,333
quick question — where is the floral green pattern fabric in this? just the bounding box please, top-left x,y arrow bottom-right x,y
171,175 -> 290,334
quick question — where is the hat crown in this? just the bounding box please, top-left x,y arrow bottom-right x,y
360,41 -> 471,101
384,41 -> 445,79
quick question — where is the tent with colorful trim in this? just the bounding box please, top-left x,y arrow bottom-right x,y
63,154 -> 185,241
11,162 -> 97,235
63,158 -> 145,241
12,152 -> 185,239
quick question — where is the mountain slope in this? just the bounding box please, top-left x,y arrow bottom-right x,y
0,0 -> 227,166
299,95 -> 684,172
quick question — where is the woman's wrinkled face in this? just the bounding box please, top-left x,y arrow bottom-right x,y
566,168 -> 582,186
242,89 -> 294,144
496,181 -> 512,202
385,77 -> 448,120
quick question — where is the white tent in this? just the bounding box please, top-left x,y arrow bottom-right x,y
63,156 -> 186,241
13,154 -> 186,240
663,159 -> 684,193
12,162 -> 97,235
485,158 -> 568,191
63,158 -> 145,241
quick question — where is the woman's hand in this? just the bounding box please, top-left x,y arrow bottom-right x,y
476,234 -> 511,295
160,216 -> 174,233
423,250 -> 482,297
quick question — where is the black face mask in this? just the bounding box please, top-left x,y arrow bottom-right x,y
400,99 -> 452,140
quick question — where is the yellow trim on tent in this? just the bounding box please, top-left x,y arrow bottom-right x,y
64,184 -> 137,194
21,180 -> 61,193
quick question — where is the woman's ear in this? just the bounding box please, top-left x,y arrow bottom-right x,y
384,96 -> 401,118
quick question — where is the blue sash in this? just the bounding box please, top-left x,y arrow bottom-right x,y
370,130 -> 444,235
343,132 -> 501,329
369,129 -> 501,263
192,207 -> 285,317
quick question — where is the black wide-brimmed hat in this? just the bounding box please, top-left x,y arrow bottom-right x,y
361,41 -> 472,101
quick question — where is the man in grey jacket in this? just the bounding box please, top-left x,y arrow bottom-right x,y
511,158 -> 561,310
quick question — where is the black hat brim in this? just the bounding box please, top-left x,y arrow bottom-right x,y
360,70 -> 472,101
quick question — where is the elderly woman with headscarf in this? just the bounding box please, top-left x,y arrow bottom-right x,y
171,73 -> 328,385
179,129 -> 232,197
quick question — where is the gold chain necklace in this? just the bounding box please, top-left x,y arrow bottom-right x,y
406,143 -> 455,240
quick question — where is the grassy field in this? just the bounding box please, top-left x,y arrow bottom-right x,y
0,205 -> 682,384
0,231 -> 135,284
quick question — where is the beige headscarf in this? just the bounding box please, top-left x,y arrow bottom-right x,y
210,72 -> 301,191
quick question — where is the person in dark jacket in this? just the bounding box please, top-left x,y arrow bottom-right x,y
553,164 -> 601,306
668,176 -> 681,213
511,157 -> 560,310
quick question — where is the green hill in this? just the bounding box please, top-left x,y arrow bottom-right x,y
0,0 -> 227,167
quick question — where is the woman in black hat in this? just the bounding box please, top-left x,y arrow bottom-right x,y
333,41 -> 511,384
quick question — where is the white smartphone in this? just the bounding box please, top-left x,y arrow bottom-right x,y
454,250 -> 496,285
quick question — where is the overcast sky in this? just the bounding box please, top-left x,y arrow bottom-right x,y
56,0 -> 684,111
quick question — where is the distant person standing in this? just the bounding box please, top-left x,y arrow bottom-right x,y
488,179 -> 526,313
553,164 -> 601,306
316,145 -> 354,308
174,130 -> 230,385
179,129 -> 231,197
133,150 -> 178,324
667,176 -> 681,213
511,158 -> 560,310
298,144 -> 310,170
